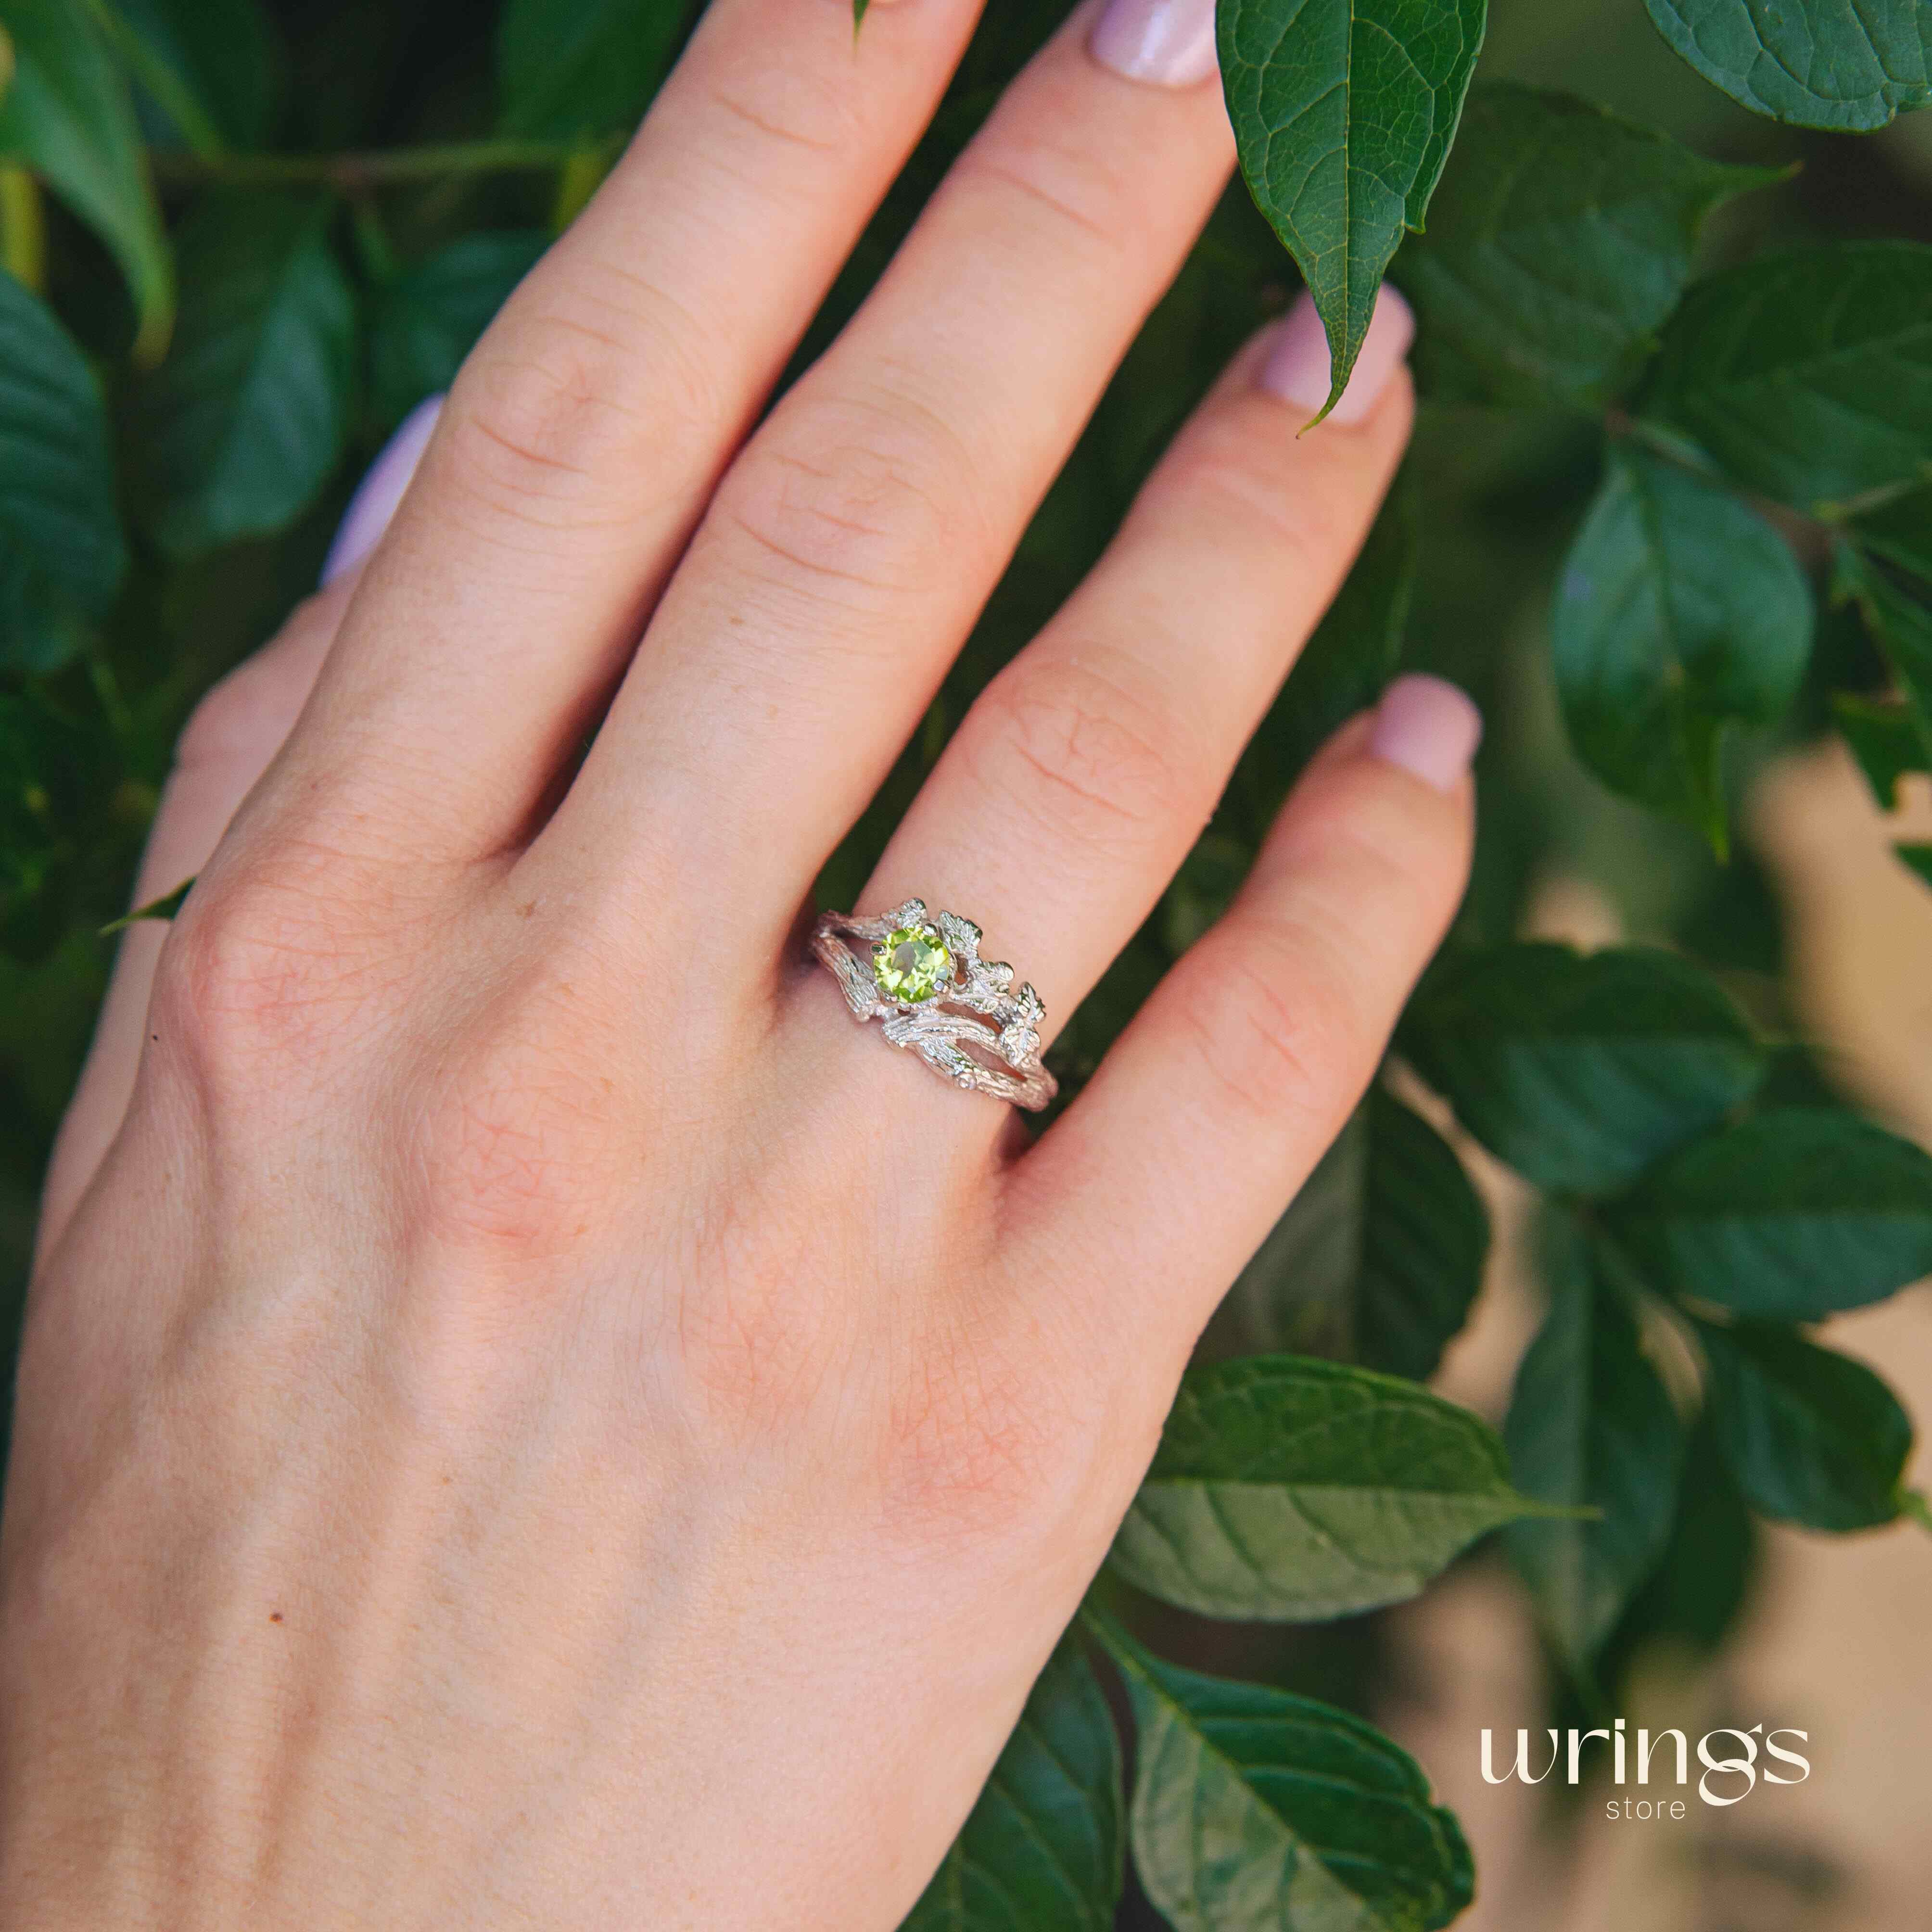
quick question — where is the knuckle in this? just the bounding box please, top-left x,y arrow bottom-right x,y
715,389 -> 982,612
149,863 -> 377,1099
1180,931 -> 1360,1127
971,652 -> 1198,862
881,1314 -> 1071,1536
702,62 -> 866,163
446,294 -> 718,529
1159,415 -> 1355,568
957,127 -> 1135,257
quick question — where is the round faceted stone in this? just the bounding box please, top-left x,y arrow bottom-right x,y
874,925 -> 952,1003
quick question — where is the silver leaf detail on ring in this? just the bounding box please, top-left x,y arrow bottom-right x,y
810,899 -> 1058,1110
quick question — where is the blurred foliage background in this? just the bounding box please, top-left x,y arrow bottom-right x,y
2,0 -> 1932,1920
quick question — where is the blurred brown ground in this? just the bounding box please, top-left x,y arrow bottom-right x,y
1375,746 -> 1932,1932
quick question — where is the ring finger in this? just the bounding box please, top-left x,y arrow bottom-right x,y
854,285 -> 1417,1061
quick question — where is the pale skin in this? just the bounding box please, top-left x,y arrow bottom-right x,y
0,0 -> 1477,1924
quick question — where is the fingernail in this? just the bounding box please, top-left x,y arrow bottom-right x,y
1368,674 -> 1482,792
320,394 -> 445,586
1089,0 -> 1219,87
1258,285 -> 1414,426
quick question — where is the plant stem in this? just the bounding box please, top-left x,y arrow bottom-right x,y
0,164 -> 46,292
153,140 -> 579,191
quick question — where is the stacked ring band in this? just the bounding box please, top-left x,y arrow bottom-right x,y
811,900 -> 1058,1111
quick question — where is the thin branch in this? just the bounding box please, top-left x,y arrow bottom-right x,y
152,139 -> 585,191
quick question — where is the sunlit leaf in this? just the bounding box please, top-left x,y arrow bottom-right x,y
1111,1354 -> 1548,1622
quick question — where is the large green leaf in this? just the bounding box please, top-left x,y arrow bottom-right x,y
1399,942 -> 1766,1195
1832,694 -> 1927,811
0,269 -> 123,671
369,230 -> 547,427
1835,545 -> 1932,755
1640,242 -> 1932,514
1217,0 -> 1487,420
0,0 -> 172,359
1697,1318 -> 1912,1532
1552,446 -> 1812,847
1241,467 -> 1419,808
1504,1222 -> 1686,1672
1094,1618 -> 1473,1932
904,1640 -> 1122,1932
130,193 -> 356,559
496,0 -> 691,140
1110,1355 -> 1546,1623
1643,0 -> 1932,131
1609,1107 -> 1932,1319
1398,84 -> 1777,410
1218,1086 -> 1488,1384
109,0 -> 282,152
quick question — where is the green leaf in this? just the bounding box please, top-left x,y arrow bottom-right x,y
107,0 -> 282,152
0,267 -> 124,671
1608,1107 -> 1932,1319
129,192 -> 356,559
1642,0 -> 1932,132
1217,0 -> 1487,420
1899,842 -> 1932,888
496,0 -> 689,140
369,230 -> 547,427
1220,1086 -> 1489,1384
1639,242 -> 1932,515
0,0 -> 172,359
1110,1355 -> 1548,1623
1399,942 -> 1767,1195
904,1640 -> 1122,1932
1697,1318 -> 1912,1532
1398,84 -> 1779,410
1551,446 -> 1812,848
1851,480 -> 1932,585
1616,1404 -> 1757,1656
98,874 -> 192,935
1242,466 -> 1419,803
1092,1616 -> 1473,1932
1835,545 -> 1932,757
1833,694 -> 1926,812
1504,1221 -> 1686,1672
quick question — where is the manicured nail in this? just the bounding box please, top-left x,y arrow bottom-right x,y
1258,285 -> 1414,426
1369,674 -> 1482,792
320,394 -> 445,586
1089,0 -> 1219,87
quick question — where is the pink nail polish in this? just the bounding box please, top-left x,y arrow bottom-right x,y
1258,285 -> 1415,426
320,394 -> 445,586
1368,675 -> 1483,793
1089,0 -> 1219,87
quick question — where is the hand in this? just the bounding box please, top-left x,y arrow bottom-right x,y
0,0 -> 1476,1923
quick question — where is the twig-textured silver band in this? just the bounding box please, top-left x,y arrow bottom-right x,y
811,899 -> 1058,1111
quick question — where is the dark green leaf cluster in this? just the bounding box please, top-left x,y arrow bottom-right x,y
1402,944 -> 1929,1675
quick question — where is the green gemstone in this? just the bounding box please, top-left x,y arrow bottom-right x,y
874,925 -> 952,1003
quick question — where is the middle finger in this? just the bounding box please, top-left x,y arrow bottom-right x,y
535,0 -> 1233,933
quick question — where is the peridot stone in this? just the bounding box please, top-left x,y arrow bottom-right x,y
874,925 -> 951,1003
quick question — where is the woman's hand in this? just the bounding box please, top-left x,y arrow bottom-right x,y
0,0 -> 1476,1923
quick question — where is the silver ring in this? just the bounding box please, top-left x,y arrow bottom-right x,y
811,899 -> 1058,1111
